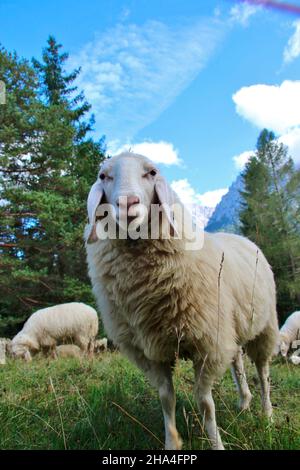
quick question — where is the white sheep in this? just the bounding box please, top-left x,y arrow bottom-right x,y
0,338 -> 12,365
290,354 -> 300,365
94,338 -> 108,354
54,338 -> 108,358
11,302 -> 99,361
85,152 -> 279,450
55,344 -> 83,359
278,310 -> 300,357
0,339 -> 7,365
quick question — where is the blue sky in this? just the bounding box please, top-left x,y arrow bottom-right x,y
1,0 -> 300,207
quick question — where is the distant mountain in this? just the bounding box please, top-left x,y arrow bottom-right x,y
192,205 -> 215,229
206,174 -> 244,233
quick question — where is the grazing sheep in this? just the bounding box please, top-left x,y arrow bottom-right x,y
94,338 -> 108,354
0,339 -> 7,365
0,338 -> 12,352
5,338 -> 12,355
0,338 -> 12,365
85,152 -> 279,450
290,354 -> 300,365
278,310 -> 300,357
11,303 -> 98,361
55,344 -> 83,359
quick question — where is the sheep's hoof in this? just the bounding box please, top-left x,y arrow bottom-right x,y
238,392 -> 252,411
165,439 -> 183,451
176,436 -> 183,450
165,425 -> 183,450
264,407 -> 273,421
212,441 -> 225,450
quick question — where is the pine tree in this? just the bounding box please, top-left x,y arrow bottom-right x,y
240,129 -> 300,321
0,39 -> 105,335
32,35 -> 92,136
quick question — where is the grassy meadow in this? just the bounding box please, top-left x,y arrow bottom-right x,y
0,352 -> 299,450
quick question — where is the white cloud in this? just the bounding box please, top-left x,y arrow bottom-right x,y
233,80 -> 300,134
69,19 -> 225,141
110,140 -> 181,166
198,188 -> 229,207
229,2 -> 260,27
233,79 -> 300,167
279,128 -> 300,165
171,179 -> 228,208
171,179 -> 200,206
284,20 -> 300,64
233,150 -> 254,170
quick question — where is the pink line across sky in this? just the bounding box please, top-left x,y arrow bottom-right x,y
234,0 -> 300,15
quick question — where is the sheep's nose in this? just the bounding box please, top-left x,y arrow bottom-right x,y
117,195 -> 140,210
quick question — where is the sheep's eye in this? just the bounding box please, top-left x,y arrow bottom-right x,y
99,173 -> 106,180
149,169 -> 157,177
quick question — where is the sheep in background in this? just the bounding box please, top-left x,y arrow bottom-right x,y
11,303 -> 98,361
3,338 -> 12,351
55,344 -> 83,359
0,338 -> 12,365
290,354 -> 300,365
85,152 -> 279,450
94,338 -> 108,354
53,338 -> 107,359
5,338 -> 12,356
278,310 -> 300,357
0,339 -> 7,365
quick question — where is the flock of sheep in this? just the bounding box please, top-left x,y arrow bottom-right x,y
2,152 -> 299,450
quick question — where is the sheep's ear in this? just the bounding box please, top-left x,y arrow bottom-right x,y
154,177 -> 178,237
87,181 -> 104,243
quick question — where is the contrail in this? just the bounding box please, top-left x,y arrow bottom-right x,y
233,0 -> 300,15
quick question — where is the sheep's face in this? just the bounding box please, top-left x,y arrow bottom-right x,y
98,154 -> 158,228
87,152 -> 178,242
11,343 -> 32,362
280,340 -> 289,357
94,338 -> 108,354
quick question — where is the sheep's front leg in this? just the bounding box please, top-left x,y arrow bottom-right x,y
194,362 -> 224,450
231,348 -> 252,411
120,344 -> 182,450
154,364 -> 182,450
87,338 -> 95,357
41,345 -> 56,359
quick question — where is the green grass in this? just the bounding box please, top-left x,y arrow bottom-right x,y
0,353 -> 299,450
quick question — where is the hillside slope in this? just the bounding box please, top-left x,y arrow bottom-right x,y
206,175 -> 244,233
